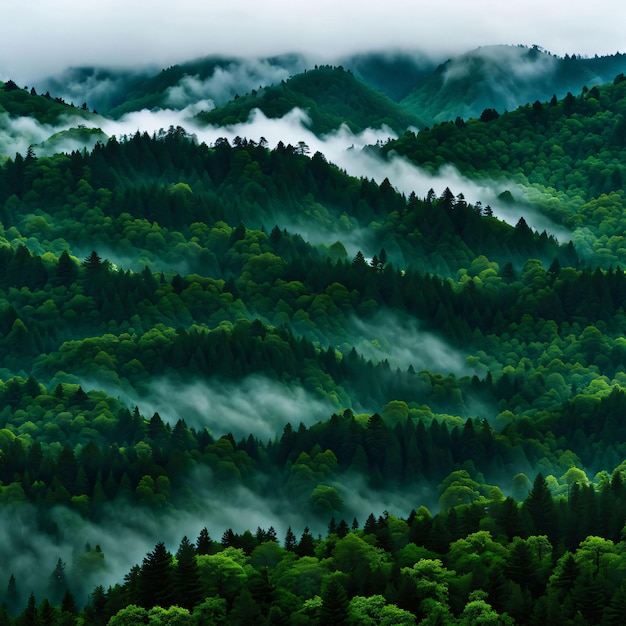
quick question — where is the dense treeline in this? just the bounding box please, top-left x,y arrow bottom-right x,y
0,80 -> 95,123
383,73 -> 626,266
0,130 -> 571,275
6,472 -> 626,624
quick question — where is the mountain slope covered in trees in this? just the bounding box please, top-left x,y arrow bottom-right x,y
399,45 -> 626,125
0,46 -> 626,626
196,66 -> 425,135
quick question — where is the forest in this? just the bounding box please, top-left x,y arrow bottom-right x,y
1,45 -> 626,624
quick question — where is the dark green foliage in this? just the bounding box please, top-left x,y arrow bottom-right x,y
138,542 -> 173,609
197,65 -> 425,135
174,536 -> 202,610
5,56 -> 626,626
320,577 -> 350,626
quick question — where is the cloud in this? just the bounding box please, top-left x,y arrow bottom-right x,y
348,310 -> 471,377
100,374 -> 337,441
2,2 -> 624,83
164,59 -> 299,111
0,112 -> 99,158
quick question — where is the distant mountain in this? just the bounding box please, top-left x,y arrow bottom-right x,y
35,66 -> 154,117
32,55 -> 308,118
197,65 -> 426,135
400,45 -> 626,125
339,50 -> 438,101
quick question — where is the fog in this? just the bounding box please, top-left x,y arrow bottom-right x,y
164,57 -> 303,111
96,101 -> 568,241
31,66 -> 155,117
349,310 -> 470,377
0,112 -> 95,159
442,45 -> 558,87
98,105 -> 569,239
0,465 -> 439,610
87,374 -> 337,442
2,1 -> 624,81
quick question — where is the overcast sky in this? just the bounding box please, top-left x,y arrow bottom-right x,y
2,0 -> 625,81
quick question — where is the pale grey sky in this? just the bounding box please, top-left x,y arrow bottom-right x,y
1,0 -> 624,80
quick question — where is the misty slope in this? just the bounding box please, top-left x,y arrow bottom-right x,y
339,50 -> 438,101
196,65 -> 426,135
400,45 -> 626,125
35,66 -> 155,117
0,80 -> 95,125
102,54 -> 307,118
385,73 -> 626,266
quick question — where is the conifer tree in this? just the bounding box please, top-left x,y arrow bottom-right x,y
139,542 -> 173,609
174,536 -> 202,610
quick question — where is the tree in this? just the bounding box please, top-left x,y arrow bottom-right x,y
459,590 -> 514,625
147,605 -> 193,625
522,474 -> 557,539
196,527 -> 212,555
18,593 -> 38,626
6,574 -> 20,616
107,604 -> 149,625
174,536 -> 202,610
192,597 -> 227,625
284,526 -> 297,551
296,527 -> 315,557
320,577 -> 350,626
48,558 -> 68,605
348,595 -> 416,625
139,542 -> 174,609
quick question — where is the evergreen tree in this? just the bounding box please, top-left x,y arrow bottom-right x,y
47,558 -> 67,605
320,577 -> 350,626
138,542 -> 173,609
522,474 -> 557,539
174,536 -> 202,610
284,526 -> 297,551
196,527 -> 212,555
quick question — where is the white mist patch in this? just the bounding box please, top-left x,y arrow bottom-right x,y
442,45 -> 558,87
336,472 -> 437,520
0,112 -> 87,158
128,375 -> 335,441
337,148 -> 572,240
164,59 -> 296,110
349,310 -> 469,377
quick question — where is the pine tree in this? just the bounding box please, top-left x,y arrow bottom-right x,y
174,536 -> 202,610
522,474 -> 557,539
61,589 -> 78,615
320,577 -> 350,626
6,574 -> 19,616
139,542 -> 173,609
295,527 -> 315,557
47,558 -> 68,605
284,526 -> 297,551
19,593 -> 37,626
196,527 -> 212,555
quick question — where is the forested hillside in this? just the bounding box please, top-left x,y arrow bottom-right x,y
399,45 -> 626,125
196,66 -> 425,134
384,72 -> 626,266
1,46 -> 626,625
